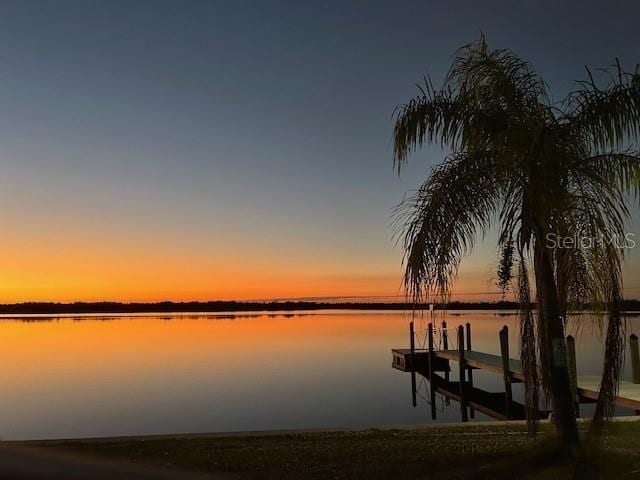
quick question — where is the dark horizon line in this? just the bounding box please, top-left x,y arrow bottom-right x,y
0,299 -> 639,315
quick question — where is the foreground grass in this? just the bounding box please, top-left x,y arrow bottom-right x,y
40,421 -> 640,479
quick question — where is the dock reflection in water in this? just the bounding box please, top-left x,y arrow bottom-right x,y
393,318 -> 640,422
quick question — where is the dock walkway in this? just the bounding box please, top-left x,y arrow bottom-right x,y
394,348 -> 640,410
392,323 -> 640,420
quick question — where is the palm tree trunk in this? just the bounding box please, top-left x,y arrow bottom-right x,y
534,242 -> 580,449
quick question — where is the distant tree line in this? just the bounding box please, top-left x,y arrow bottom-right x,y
0,299 -> 638,314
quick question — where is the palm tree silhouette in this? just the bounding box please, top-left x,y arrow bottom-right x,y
392,37 -> 640,448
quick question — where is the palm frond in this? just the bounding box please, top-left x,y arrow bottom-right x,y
565,62 -> 640,150
394,151 -> 505,303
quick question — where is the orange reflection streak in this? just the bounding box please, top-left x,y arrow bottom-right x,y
0,311 -> 527,406
0,312 -> 419,440
0,313 -> 408,387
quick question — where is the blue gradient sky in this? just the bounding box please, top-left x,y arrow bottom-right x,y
0,0 -> 638,301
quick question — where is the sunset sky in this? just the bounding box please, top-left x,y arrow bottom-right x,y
0,0 -> 639,302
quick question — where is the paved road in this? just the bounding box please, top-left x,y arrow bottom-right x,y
0,445 -> 219,480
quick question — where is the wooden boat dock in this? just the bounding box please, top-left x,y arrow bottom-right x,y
392,322 -> 640,421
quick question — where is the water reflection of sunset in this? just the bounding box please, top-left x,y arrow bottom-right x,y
1,311 -> 636,440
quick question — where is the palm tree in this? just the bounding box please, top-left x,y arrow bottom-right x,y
392,38 -> 640,449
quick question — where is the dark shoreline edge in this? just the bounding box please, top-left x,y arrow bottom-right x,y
18,421 -> 640,480
1,299 -> 639,315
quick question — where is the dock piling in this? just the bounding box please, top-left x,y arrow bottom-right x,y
410,371 -> 417,408
428,323 -> 436,420
499,326 -> 512,419
442,321 -> 449,382
566,335 -> 579,417
465,322 -> 475,419
631,334 -> 640,384
442,321 -> 449,350
409,321 -> 417,407
428,322 -> 434,375
458,325 -> 468,422
409,321 -> 415,359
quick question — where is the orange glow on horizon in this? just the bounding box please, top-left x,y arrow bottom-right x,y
0,266 -> 502,303
0,226 -> 521,303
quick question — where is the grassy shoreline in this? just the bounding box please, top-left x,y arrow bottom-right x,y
25,420 -> 640,479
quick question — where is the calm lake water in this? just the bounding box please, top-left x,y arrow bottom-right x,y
1,310 -> 638,440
